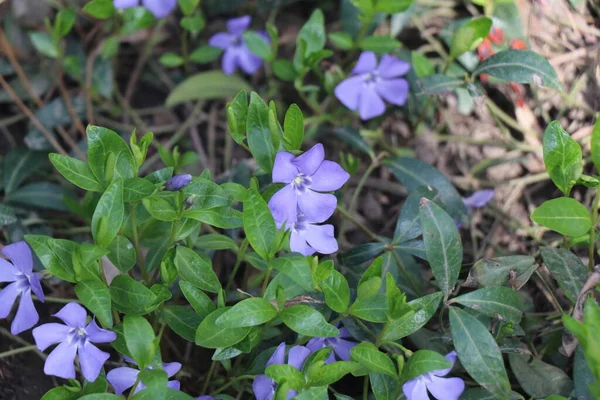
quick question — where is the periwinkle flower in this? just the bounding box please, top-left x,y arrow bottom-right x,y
107,357 -> 181,395
268,143 -> 350,225
165,174 -> 192,191
402,351 -> 465,400
208,16 -> 265,76
0,241 -> 44,334
113,0 -> 177,19
278,215 -> 337,256
32,302 -> 117,382
253,342 -> 311,400
196,397 -> 218,400
306,326 -> 357,364
334,51 -> 410,120
463,189 -> 494,212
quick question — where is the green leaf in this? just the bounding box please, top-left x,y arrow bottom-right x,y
195,307 -> 250,348
180,12 -> 205,34
5,182 -> 70,212
328,32 -> 354,50
179,281 -> 215,318
419,198 -> 462,300
29,32 -> 58,58
243,188 -> 276,260
159,53 -> 184,67
271,253 -> 314,292
243,31 -> 272,61
41,386 -> 80,400
0,204 -> 17,226
374,0 -> 412,13
266,364 -> 306,390
369,372 -> 399,400
91,178 -> 124,248
591,119 -> 600,173
3,148 -> 47,194
320,270 -> 350,313
403,350 -> 452,380
107,235 -> 136,273
83,0 -> 116,19
87,125 -> 136,184
184,207 -> 243,229
464,256 -> 536,289
124,315 -> 156,369
531,197 -> 591,237
142,195 -> 179,221
339,242 -> 385,266
450,17 -> 492,58
189,45 -> 222,63
162,305 -> 201,342
216,297 -> 278,327
411,52 -> 434,78
283,104 -> 304,150
415,74 -> 464,95
123,178 -> 156,202
273,59 -> 297,82
174,246 -> 221,293
75,279 -> 113,328
308,361 -> 360,386
280,305 -> 339,337
451,286 -> 523,323
25,235 -> 78,282
359,36 -> 401,54
109,275 -> 158,315
540,247 -> 586,303
184,178 -> 229,209
194,234 -> 238,251
350,343 -> 397,377
178,0 -> 200,15
165,71 -> 250,107
542,121 -> 583,195
349,294 -> 388,322
247,93 -> 276,174
297,9 -> 326,56
509,354 -> 574,398
450,307 -> 511,398
53,8 -> 76,39
473,49 -> 562,91
49,154 -> 103,192
381,291 -> 442,342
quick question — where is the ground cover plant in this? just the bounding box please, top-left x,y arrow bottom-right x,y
0,0 -> 599,399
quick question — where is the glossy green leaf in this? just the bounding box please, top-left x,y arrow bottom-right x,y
450,17 -> 492,58
339,242 -> 385,266
266,364 -> 306,390
464,255 -> 536,289
162,305 -> 201,342
243,188 -> 276,260
123,178 -> 156,202
531,197 -> 591,237
247,93 -> 276,174
359,36 -> 401,54
297,9 -> 326,56
195,307 -> 250,348
91,178 -> 124,248
3,148 -> 47,194
243,31 -> 272,60
184,207 -> 243,229
540,247 -> 586,303
75,279 -> 112,328
184,178 -> 229,209
307,361 -> 361,386
124,315 -> 156,369
403,350 -> 452,380
320,270 -> 350,313
509,354 -> 574,398
542,121 -> 582,195
349,294 -> 388,322
165,71 -> 250,107
382,291 -> 442,342
369,372 -> 399,400
107,235 -> 136,273
194,234 -> 238,251
415,75 -> 464,95
280,305 -> 339,337
87,125 -> 136,184
350,343 -> 397,377
53,8 -> 76,38
216,297 -> 278,327
5,182 -> 70,211
83,0 -> 116,19
25,235 -> 77,282
109,275 -> 158,315
271,253 -> 314,292
179,281 -> 215,318
283,104 -> 304,150
451,286 -> 523,323
591,119 -> 600,173
174,246 -> 221,293
49,154 -> 103,192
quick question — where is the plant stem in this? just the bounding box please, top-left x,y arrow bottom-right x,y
589,190 -> 600,270
128,378 -> 141,399
130,204 -> 147,281
210,375 -> 255,395
201,360 -> 218,394
0,345 -> 38,359
260,267 -> 273,297
225,239 -> 249,292
336,205 -> 380,242
363,376 -> 369,400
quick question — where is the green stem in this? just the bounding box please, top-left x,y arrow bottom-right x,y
381,341 -> 413,357
33,295 -> 79,304
0,345 -> 38,359
352,316 -> 377,341
363,375 -> 369,400
260,267 -> 273,297
131,204 -> 147,282
128,378 -> 141,399
336,205 -> 380,242
210,374 -> 255,395
589,190 -> 600,270
225,239 -> 249,292
201,360 -> 218,394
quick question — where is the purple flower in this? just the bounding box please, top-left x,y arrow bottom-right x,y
107,357 -> 181,395
208,16 -> 265,75
334,51 -> 410,120
402,351 -> 465,400
268,143 -> 350,225
253,343 -> 311,400
196,397 -> 218,400
165,174 -> 192,191
0,241 -> 44,335
463,189 -> 494,212
306,326 -> 357,364
278,215 -> 338,256
32,302 -> 116,382
113,0 -> 177,19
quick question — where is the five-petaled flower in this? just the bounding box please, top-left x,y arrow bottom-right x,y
113,0 -> 177,19
107,356 -> 181,395
166,174 -> 193,191
268,143 -> 349,225
0,241 -> 44,335
32,302 -> 117,382
306,325 -> 357,364
402,351 -> 465,400
209,16 -> 266,76
253,342 -> 311,400
462,189 -> 494,212
277,215 -> 338,256
334,51 -> 410,120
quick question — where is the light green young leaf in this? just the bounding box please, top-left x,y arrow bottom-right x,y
350,343 -> 397,377
91,178 -> 124,248
403,350 -> 452,380
165,71 -> 250,107
124,315 -> 156,369
195,308 -> 250,348
75,279 -> 113,328
49,154 -> 104,192
542,121 -> 582,195
280,305 -> 339,337
531,197 -> 591,237
215,297 -> 278,328
450,17 -> 492,58
243,188 -> 276,260
174,246 -> 221,293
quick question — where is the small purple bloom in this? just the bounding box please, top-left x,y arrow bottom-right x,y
268,143 -> 350,225
278,215 -> 338,256
107,356 -> 181,395
113,0 -> 177,19
463,189 -> 495,211
306,326 -> 357,364
334,51 -> 410,120
402,351 -> 465,400
32,302 -> 117,382
165,174 -> 192,191
253,342 -> 311,400
208,16 -> 265,75
196,397 -> 218,400
0,241 -> 44,335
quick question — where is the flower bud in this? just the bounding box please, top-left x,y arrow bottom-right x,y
165,174 -> 192,191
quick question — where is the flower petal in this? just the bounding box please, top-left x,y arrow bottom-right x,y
302,224 -> 338,255
433,350 -> 458,377
167,380 -> 181,390
29,273 -> 44,301
86,319 -> 117,343
351,51 -> 377,75
309,161 -> 350,192
287,345 -> 311,370
306,337 -> 326,353
427,376 -> 465,400
375,78 -> 409,106
227,16 -> 251,35
208,32 -> 233,50
377,55 -> 410,79
293,143 -> 325,176
44,340 -> 77,379
0,258 -> 18,282
0,282 -> 19,318
339,327 -> 352,338
142,0 -> 176,18
107,366 -> 140,395
402,377 -> 429,400
11,291 -> 38,334
33,322 -> 71,351
268,184 -> 298,225
53,302 -> 88,328
253,374 -> 275,400
272,152 -> 298,183
2,241 -> 33,274
267,342 -> 286,366
358,86 -> 386,120
163,361 -> 182,377
79,342 -> 110,382
297,190 -> 336,224
334,76 -> 363,111
237,46 -> 263,75
221,48 -> 239,76
333,339 -> 357,361
463,190 -> 495,209
113,0 -> 139,9
289,231 -> 316,256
